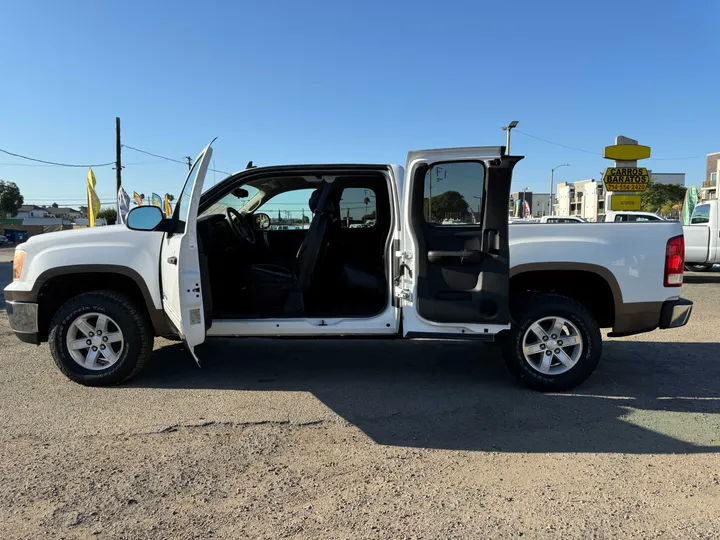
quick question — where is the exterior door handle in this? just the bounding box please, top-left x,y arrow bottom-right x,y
167,256 -> 177,265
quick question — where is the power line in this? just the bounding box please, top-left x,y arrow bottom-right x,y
122,144 -> 187,166
513,130 -> 601,155
0,147 -> 114,168
122,144 -> 233,176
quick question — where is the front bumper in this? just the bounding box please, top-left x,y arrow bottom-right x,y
5,301 -> 40,344
659,297 -> 693,329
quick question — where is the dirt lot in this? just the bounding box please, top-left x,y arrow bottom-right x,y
1,247 -> 719,538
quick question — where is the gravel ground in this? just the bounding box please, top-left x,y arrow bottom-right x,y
1,248 -> 719,538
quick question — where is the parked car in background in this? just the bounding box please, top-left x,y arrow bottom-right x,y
0,235 -> 9,245
538,216 -> 586,223
683,199 -> 719,272
603,211 -> 666,222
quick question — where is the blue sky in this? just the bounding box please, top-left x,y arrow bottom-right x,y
0,0 -> 716,210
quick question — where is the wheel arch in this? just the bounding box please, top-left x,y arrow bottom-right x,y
509,263 -> 621,329
27,265 -> 172,341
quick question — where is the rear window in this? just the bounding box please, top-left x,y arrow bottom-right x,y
691,204 -> 710,224
423,161 -> 485,226
339,188 -> 377,228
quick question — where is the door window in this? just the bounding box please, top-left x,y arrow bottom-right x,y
423,162 -> 485,226
691,204 -> 711,224
175,154 -> 203,232
339,188 -> 377,228
259,188 -> 315,230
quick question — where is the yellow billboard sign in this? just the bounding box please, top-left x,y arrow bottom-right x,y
610,194 -> 642,211
603,144 -> 651,161
602,167 -> 650,192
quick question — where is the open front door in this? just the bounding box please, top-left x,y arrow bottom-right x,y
160,141 -> 214,363
400,147 -> 522,338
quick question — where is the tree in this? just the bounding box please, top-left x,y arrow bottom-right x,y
423,190 -> 470,222
0,180 -> 24,218
167,194 -> 175,202
302,215 -> 310,224
97,207 -> 117,225
51,202 -> 59,208
640,183 -> 686,213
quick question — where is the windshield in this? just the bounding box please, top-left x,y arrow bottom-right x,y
200,185 -> 261,218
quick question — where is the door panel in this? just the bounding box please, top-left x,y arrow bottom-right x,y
684,225 -> 710,263
160,142 -> 214,359
401,147 -> 521,335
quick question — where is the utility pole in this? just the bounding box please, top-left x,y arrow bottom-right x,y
184,156 -> 192,171
115,117 -> 122,212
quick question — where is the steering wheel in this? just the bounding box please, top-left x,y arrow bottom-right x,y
226,207 -> 256,245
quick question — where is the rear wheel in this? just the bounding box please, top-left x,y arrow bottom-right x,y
502,293 -> 602,391
48,291 -> 153,386
685,263 -> 714,272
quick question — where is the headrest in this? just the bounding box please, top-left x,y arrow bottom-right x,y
309,190 -> 323,213
309,188 -> 339,218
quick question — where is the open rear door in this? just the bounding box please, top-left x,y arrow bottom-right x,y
160,141 -> 214,364
400,147 -> 521,338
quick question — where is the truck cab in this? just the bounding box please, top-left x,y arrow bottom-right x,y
683,199 -> 719,272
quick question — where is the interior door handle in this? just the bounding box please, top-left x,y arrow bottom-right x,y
427,250 -> 482,265
167,256 -> 177,265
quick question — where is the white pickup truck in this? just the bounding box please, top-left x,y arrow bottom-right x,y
683,199 -> 719,272
4,143 -> 693,391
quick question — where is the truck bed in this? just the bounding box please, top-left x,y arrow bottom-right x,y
509,221 -> 683,304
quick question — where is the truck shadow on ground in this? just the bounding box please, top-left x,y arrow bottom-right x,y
133,337 -> 720,454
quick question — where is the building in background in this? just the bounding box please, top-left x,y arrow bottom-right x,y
556,180 -> 605,221
700,152 -> 719,201
44,206 -> 83,220
508,191 -> 551,217
13,205 -> 51,219
555,172 -> 686,222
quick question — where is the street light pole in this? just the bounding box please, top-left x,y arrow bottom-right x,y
501,120 -> 519,155
549,164 -> 570,216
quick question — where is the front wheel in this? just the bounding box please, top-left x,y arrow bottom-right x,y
502,293 -> 602,391
685,263 -> 714,272
48,291 -> 153,386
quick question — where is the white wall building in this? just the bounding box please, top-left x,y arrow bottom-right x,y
556,179 -> 605,221
13,205 -> 51,219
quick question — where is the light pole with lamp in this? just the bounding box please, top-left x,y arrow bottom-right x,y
501,120 -> 519,155
549,164 -> 570,216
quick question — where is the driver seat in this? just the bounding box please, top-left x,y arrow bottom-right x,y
250,185 -> 339,314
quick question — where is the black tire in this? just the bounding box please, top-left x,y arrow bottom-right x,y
48,291 -> 153,386
685,263 -> 714,272
502,293 -> 602,391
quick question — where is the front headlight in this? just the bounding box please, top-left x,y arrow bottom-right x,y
13,250 -> 26,281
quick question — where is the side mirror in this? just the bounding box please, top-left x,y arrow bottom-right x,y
127,206 -> 165,231
254,212 -> 271,230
